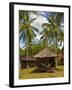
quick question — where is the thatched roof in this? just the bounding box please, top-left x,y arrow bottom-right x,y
58,53 -> 64,59
20,57 -> 36,61
33,47 -> 57,58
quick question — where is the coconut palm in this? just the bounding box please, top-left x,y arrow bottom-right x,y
58,30 -> 64,48
40,27 -> 48,46
41,12 -> 64,48
41,12 -> 64,67
19,11 -> 39,68
40,24 -> 53,47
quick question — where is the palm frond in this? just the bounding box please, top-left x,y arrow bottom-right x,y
20,31 -> 26,42
20,32 -> 23,40
31,26 -> 39,32
55,13 -> 64,26
29,18 -> 37,23
42,23 -> 51,27
19,24 -> 26,32
40,35 -> 45,39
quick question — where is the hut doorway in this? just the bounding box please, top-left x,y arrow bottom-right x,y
48,57 -> 56,67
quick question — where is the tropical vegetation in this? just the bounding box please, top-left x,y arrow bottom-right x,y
19,10 -> 64,70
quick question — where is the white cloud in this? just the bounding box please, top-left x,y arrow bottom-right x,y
30,13 -> 49,42
30,13 -> 48,33
35,34 -> 42,40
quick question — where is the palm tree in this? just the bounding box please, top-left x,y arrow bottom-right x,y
40,24 -> 53,47
58,30 -> 64,48
40,27 -> 48,46
41,12 -> 64,67
42,12 -> 64,44
19,11 -> 39,68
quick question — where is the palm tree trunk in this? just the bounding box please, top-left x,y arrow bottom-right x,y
26,37 -> 29,68
54,31 -> 58,68
27,45 -> 29,68
55,36 -> 58,68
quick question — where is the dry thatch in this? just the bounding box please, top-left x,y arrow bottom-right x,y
33,47 -> 57,58
20,57 -> 36,61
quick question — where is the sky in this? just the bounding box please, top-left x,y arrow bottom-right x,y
19,11 -> 64,48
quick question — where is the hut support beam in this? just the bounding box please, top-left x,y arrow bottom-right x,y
26,61 -> 29,68
55,59 -> 57,68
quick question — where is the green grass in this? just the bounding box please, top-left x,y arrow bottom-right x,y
56,65 -> 64,71
19,65 -> 64,79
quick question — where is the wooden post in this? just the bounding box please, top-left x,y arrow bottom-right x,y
27,61 -> 29,68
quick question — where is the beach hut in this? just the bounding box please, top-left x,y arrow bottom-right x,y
33,47 -> 57,71
20,56 -> 37,68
